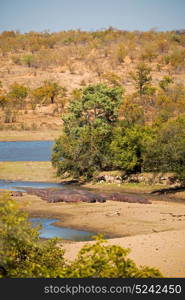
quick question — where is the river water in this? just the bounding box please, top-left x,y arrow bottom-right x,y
0,141 -> 54,161
0,180 -> 65,191
30,218 -> 96,241
0,140 -> 98,240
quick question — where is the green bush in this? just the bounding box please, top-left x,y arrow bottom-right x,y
65,235 -> 162,278
143,115 -> 185,183
110,125 -> 144,173
22,54 -> 36,68
0,194 -> 65,278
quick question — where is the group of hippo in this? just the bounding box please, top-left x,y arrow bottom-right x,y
12,188 -> 151,204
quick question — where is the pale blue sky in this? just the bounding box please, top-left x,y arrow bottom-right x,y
0,0 -> 185,33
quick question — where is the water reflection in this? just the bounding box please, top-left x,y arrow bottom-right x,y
0,141 -> 54,161
30,218 -> 96,241
0,180 -> 64,191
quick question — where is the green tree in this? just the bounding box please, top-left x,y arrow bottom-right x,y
8,82 -> 28,109
110,125 -> 146,173
40,80 -> 62,104
159,76 -> 173,91
0,87 -> 17,123
0,194 -> 65,278
31,80 -> 65,106
31,86 -> 45,109
143,115 -> 185,183
131,63 -> 152,97
42,80 -> 63,104
65,235 -> 162,278
52,84 -> 123,179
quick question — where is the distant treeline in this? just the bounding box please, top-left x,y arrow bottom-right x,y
0,28 -> 185,72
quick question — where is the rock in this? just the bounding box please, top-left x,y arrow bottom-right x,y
95,173 -> 122,184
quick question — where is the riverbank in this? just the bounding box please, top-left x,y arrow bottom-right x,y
12,192 -> 185,239
10,191 -> 185,277
0,160 -> 170,192
63,229 -> 185,278
1,161 -> 185,200
0,161 -> 59,182
0,129 -> 61,141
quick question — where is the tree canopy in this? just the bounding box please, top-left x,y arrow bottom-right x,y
52,84 -> 123,179
143,115 -> 185,183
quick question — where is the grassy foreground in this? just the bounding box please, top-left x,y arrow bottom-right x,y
0,129 -> 61,141
0,161 -> 59,182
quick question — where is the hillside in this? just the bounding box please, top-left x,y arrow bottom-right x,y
0,28 -> 185,133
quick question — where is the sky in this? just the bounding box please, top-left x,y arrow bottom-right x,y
0,0 -> 185,33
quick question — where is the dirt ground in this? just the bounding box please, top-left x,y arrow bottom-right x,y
12,192 -> 185,277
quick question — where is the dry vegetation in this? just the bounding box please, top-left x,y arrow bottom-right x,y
0,28 -> 185,134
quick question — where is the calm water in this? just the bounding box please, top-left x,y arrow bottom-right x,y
0,180 -> 65,191
0,141 -> 99,241
30,218 -> 96,241
0,141 -> 54,161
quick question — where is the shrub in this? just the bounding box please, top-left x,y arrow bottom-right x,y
22,54 -> 36,68
143,115 -> 185,183
65,235 -> 163,278
130,63 -> 152,97
8,82 -> 28,110
110,125 -> 145,173
116,43 -> 127,64
0,194 -> 65,278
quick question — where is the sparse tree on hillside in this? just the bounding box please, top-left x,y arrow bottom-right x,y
42,80 -> 62,104
140,44 -> 157,62
31,80 -> 64,107
8,82 -> 28,110
0,83 -> 7,109
116,42 -> 127,64
22,54 -> 36,68
130,63 -> 152,97
159,76 -> 173,91
102,72 -> 122,87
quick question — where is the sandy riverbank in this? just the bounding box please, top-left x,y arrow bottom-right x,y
63,229 -> 185,278
12,192 -> 185,277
